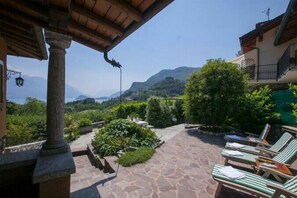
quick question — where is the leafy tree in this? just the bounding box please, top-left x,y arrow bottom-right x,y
172,99 -> 185,124
146,97 -> 172,128
184,59 -> 247,128
6,100 -> 21,115
234,86 -> 280,133
289,84 -> 297,121
19,97 -> 46,115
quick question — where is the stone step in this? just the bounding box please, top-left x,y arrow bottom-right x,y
103,156 -> 119,173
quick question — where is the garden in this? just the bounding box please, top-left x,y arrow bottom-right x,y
5,59 -> 297,166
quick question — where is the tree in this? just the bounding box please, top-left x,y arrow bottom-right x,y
289,84 -> 297,121
146,97 -> 172,128
19,97 -> 46,115
234,86 -> 280,133
184,59 -> 247,128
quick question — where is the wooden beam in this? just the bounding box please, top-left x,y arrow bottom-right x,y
6,40 -> 41,58
0,0 -> 49,22
0,22 -> 35,41
71,34 -> 106,52
0,17 -> 33,34
0,32 -> 38,50
7,45 -> 20,56
106,0 -> 173,51
32,26 -> 48,60
8,45 -> 40,59
70,2 -> 124,36
0,28 -> 36,45
68,20 -> 112,46
105,0 -> 142,22
0,4 -> 47,27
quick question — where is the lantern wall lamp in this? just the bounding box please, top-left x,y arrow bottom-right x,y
7,69 -> 24,87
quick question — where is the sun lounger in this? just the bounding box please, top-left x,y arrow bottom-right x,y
212,164 -> 297,198
225,132 -> 293,157
222,139 -> 297,167
224,124 -> 271,146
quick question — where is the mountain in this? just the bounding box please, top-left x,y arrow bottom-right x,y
7,75 -> 84,104
127,66 -> 200,92
75,95 -> 90,101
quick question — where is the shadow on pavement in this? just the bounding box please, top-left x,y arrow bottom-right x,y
185,128 -> 226,148
71,175 -> 116,198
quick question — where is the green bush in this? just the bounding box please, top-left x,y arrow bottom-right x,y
64,114 -> 80,142
116,147 -> 155,167
172,99 -> 185,124
92,119 -> 160,157
234,86 -> 280,133
289,84 -> 297,121
146,97 -> 172,128
77,118 -> 92,127
6,115 -> 47,146
113,102 -> 147,120
184,59 -> 247,129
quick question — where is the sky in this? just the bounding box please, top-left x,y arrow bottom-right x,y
7,0 -> 290,97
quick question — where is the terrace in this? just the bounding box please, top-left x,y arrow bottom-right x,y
69,125 -> 252,198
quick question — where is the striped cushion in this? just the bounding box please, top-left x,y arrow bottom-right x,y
224,132 -> 292,155
221,149 -> 257,165
212,164 -> 283,196
273,139 -> 297,163
284,176 -> 297,194
225,144 -> 259,155
269,132 -> 292,152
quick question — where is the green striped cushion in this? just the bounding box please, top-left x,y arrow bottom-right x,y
269,132 -> 292,153
212,164 -> 283,196
273,139 -> 297,163
284,176 -> 297,194
225,144 -> 259,155
221,149 -> 257,165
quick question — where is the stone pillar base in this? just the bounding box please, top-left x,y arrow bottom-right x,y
40,143 -> 70,156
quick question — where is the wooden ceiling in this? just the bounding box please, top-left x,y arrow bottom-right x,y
0,0 -> 173,60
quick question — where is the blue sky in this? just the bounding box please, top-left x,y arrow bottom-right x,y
7,0 -> 290,97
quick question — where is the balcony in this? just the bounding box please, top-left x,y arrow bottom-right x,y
277,43 -> 297,82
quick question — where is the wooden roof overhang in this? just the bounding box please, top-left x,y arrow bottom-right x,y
239,14 -> 283,54
274,0 -> 297,46
0,0 -> 173,60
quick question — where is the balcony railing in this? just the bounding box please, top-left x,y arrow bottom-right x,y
277,44 -> 296,79
257,64 -> 277,80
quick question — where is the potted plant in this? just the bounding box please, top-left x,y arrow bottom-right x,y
78,118 -> 93,134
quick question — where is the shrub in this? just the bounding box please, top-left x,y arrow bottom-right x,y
92,119 -> 160,157
116,147 -> 155,167
172,99 -> 185,124
234,86 -> 280,133
6,115 -> 47,146
184,59 -> 247,129
113,102 -> 147,120
289,84 -> 297,121
77,118 -> 92,127
64,114 -> 80,142
146,97 -> 172,128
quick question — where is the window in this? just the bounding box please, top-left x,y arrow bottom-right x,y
0,60 -> 3,109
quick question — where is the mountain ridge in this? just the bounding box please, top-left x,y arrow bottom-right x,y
127,66 -> 200,92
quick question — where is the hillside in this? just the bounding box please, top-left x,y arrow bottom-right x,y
127,66 -> 200,92
122,67 -> 200,100
7,75 -> 84,104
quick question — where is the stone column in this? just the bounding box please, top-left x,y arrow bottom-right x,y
42,30 -> 71,154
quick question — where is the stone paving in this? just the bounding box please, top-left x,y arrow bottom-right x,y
71,127 -> 254,198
